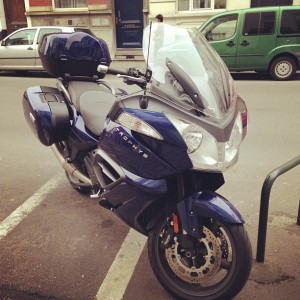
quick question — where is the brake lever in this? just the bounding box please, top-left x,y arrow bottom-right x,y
117,74 -> 146,84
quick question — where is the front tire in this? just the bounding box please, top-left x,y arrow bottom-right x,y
148,216 -> 252,300
269,56 -> 296,80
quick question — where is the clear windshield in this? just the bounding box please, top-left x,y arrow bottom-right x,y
143,23 -> 237,119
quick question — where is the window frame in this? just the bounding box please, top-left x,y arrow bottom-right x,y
280,9 -> 300,35
5,28 -> 37,46
242,11 -> 276,36
52,0 -> 88,10
37,28 -> 63,44
177,0 -> 227,12
202,13 -> 238,41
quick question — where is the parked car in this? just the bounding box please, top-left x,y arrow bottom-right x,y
199,6 -> 300,80
0,26 -> 97,73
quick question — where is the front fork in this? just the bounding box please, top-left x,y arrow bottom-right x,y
176,191 -> 245,240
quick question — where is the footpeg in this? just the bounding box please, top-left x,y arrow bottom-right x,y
98,197 -> 114,211
90,188 -> 102,198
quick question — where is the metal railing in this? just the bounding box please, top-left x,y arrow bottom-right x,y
256,155 -> 300,263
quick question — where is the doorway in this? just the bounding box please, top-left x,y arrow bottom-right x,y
115,0 -> 144,48
3,0 -> 27,35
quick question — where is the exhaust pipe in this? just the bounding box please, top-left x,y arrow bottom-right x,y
50,144 -> 92,185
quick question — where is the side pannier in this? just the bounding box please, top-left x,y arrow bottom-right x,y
23,86 -> 71,146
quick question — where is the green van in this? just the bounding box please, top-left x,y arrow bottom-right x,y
199,6 -> 300,80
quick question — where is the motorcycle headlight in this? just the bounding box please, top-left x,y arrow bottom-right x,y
222,113 -> 243,163
116,112 -> 163,140
183,124 -> 203,153
166,112 -> 243,172
165,114 -> 203,153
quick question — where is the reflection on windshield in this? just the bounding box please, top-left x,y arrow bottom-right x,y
143,23 -> 237,119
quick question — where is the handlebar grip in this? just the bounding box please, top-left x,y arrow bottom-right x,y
97,64 -> 127,76
107,67 -> 128,76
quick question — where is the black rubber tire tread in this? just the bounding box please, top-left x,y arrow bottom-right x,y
269,56 -> 296,81
148,217 -> 252,300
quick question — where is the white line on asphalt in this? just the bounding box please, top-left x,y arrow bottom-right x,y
0,175 -> 62,241
95,228 -> 147,300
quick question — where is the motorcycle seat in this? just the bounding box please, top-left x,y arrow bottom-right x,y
68,81 -> 116,136
68,81 -> 112,112
80,92 -> 116,136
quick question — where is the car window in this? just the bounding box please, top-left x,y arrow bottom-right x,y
243,12 -> 275,36
37,28 -> 63,44
5,29 -> 37,46
280,10 -> 300,34
202,14 -> 238,41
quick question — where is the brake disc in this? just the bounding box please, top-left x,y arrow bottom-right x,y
165,226 -> 222,283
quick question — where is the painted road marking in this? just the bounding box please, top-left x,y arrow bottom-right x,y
0,175 -> 62,241
0,174 -> 146,300
95,228 -> 147,300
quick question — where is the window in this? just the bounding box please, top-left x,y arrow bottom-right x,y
280,10 -> 300,34
243,12 -> 275,35
202,14 -> 238,41
54,0 -> 87,8
37,28 -> 62,44
5,29 -> 37,46
251,0 -> 292,7
178,0 -> 226,12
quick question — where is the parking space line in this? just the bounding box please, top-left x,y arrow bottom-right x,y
95,228 -> 147,300
0,175 -> 62,241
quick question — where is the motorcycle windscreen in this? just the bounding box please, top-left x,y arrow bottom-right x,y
143,23 -> 237,120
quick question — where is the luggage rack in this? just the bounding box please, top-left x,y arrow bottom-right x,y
256,155 -> 300,263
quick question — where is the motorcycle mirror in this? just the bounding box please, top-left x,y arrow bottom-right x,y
145,68 -> 152,82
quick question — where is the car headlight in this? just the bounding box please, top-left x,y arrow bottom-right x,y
165,113 -> 203,153
116,112 -> 163,140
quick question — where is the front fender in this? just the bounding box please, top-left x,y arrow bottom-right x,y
177,191 -> 244,238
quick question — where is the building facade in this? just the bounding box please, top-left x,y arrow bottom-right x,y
0,0 -> 299,59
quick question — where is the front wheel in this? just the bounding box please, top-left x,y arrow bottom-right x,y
269,57 -> 296,80
148,216 -> 252,300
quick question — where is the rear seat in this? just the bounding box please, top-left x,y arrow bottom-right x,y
68,81 -> 116,136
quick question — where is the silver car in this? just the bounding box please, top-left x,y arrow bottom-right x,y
0,26 -> 96,72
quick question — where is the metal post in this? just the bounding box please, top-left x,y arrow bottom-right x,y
256,155 -> 300,263
297,199 -> 300,226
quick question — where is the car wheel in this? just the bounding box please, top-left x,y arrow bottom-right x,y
269,57 -> 296,81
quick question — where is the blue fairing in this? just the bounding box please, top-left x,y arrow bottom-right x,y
100,109 -> 192,179
176,190 -> 243,239
190,191 -> 244,224
125,109 -> 192,172
73,115 -> 99,143
102,167 -> 167,234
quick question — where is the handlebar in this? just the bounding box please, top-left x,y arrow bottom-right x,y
117,74 -> 146,84
97,64 -> 147,87
97,65 -> 127,76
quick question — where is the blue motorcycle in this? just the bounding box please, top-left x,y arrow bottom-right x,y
23,23 -> 252,300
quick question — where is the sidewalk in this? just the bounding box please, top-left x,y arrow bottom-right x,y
238,217 -> 299,300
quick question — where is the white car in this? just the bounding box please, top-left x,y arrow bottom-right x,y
0,26 -> 97,72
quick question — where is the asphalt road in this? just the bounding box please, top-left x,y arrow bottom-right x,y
0,71 -> 299,300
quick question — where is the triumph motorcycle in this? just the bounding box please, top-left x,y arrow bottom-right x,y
23,23 -> 252,300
